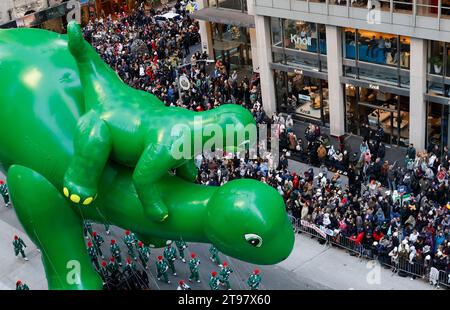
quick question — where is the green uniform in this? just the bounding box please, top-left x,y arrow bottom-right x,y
92,234 -> 104,258
247,274 -> 262,290
16,283 -> 29,290
137,244 -> 150,269
87,245 -> 99,269
13,237 -> 27,259
219,265 -> 233,290
188,257 -> 201,282
175,240 -> 187,262
0,183 -> 10,207
104,223 -> 110,235
110,243 -> 122,265
209,245 -> 221,265
124,261 -> 137,276
156,260 -> 170,283
83,221 -> 93,238
124,232 -> 138,260
107,259 -> 119,275
99,264 -> 109,283
209,274 -> 220,290
163,245 -> 177,275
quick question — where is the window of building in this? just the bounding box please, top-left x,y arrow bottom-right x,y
282,20 -> 326,54
211,23 -> 252,70
208,0 -> 247,12
271,17 -> 282,48
344,28 -> 409,68
343,28 -> 410,88
426,101 -> 450,152
275,70 -> 329,125
270,17 -> 327,72
427,40 -> 450,98
345,84 -> 410,146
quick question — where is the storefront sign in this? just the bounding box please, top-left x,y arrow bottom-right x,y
298,94 -> 311,102
369,84 -> 380,90
290,34 -> 312,49
294,69 -> 303,75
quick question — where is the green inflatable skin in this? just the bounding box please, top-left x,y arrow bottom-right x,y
0,24 -> 294,290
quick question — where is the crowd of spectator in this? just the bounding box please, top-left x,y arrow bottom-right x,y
83,1 -> 268,123
81,2 -> 449,285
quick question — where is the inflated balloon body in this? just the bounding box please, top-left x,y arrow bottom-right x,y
0,23 -> 294,290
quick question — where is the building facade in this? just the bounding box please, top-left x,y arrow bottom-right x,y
194,0 -> 450,152
0,1 -> 137,30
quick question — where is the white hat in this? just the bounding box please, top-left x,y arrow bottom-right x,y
402,239 -> 408,245
425,255 -> 431,260
393,232 -> 398,237
373,241 -> 378,246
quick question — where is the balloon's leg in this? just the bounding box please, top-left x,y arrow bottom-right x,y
7,165 -> 103,290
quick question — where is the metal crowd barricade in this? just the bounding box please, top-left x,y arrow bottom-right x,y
288,215 -> 299,234
294,221 -> 449,289
330,234 -> 363,257
297,221 -> 328,242
438,270 -> 450,289
397,258 -> 427,279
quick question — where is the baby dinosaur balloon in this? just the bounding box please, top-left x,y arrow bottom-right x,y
0,23 -> 294,290
63,22 -> 256,222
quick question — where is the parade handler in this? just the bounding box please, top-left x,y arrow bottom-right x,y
0,180 -> 11,207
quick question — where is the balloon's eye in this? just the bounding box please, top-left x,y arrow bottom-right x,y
244,234 -> 262,248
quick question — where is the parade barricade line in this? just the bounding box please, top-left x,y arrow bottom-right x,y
397,258 -> 427,279
330,234 -> 363,257
297,220 -> 327,241
288,215 -> 300,234
438,270 -> 450,289
295,220 -> 449,289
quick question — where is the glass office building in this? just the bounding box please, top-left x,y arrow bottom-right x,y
194,0 -> 450,150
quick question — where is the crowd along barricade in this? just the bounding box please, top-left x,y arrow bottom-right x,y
294,219 -> 450,289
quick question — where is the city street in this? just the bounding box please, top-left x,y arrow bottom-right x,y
0,172 -> 434,291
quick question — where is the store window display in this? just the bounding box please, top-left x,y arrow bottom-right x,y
427,40 -> 450,97
426,102 -> 450,151
270,18 -> 327,73
283,20 -> 326,54
271,17 -> 283,48
275,70 -> 329,125
345,84 -> 410,146
344,28 -> 410,68
211,23 -> 252,70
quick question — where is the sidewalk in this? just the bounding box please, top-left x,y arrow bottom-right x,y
291,120 -> 407,166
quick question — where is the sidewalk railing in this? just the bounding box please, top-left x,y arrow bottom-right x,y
439,270 -> 450,289
293,219 -> 449,289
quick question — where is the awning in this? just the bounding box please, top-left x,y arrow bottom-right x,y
190,7 -> 255,28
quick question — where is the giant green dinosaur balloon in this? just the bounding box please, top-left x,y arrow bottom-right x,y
0,23 -> 294,290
